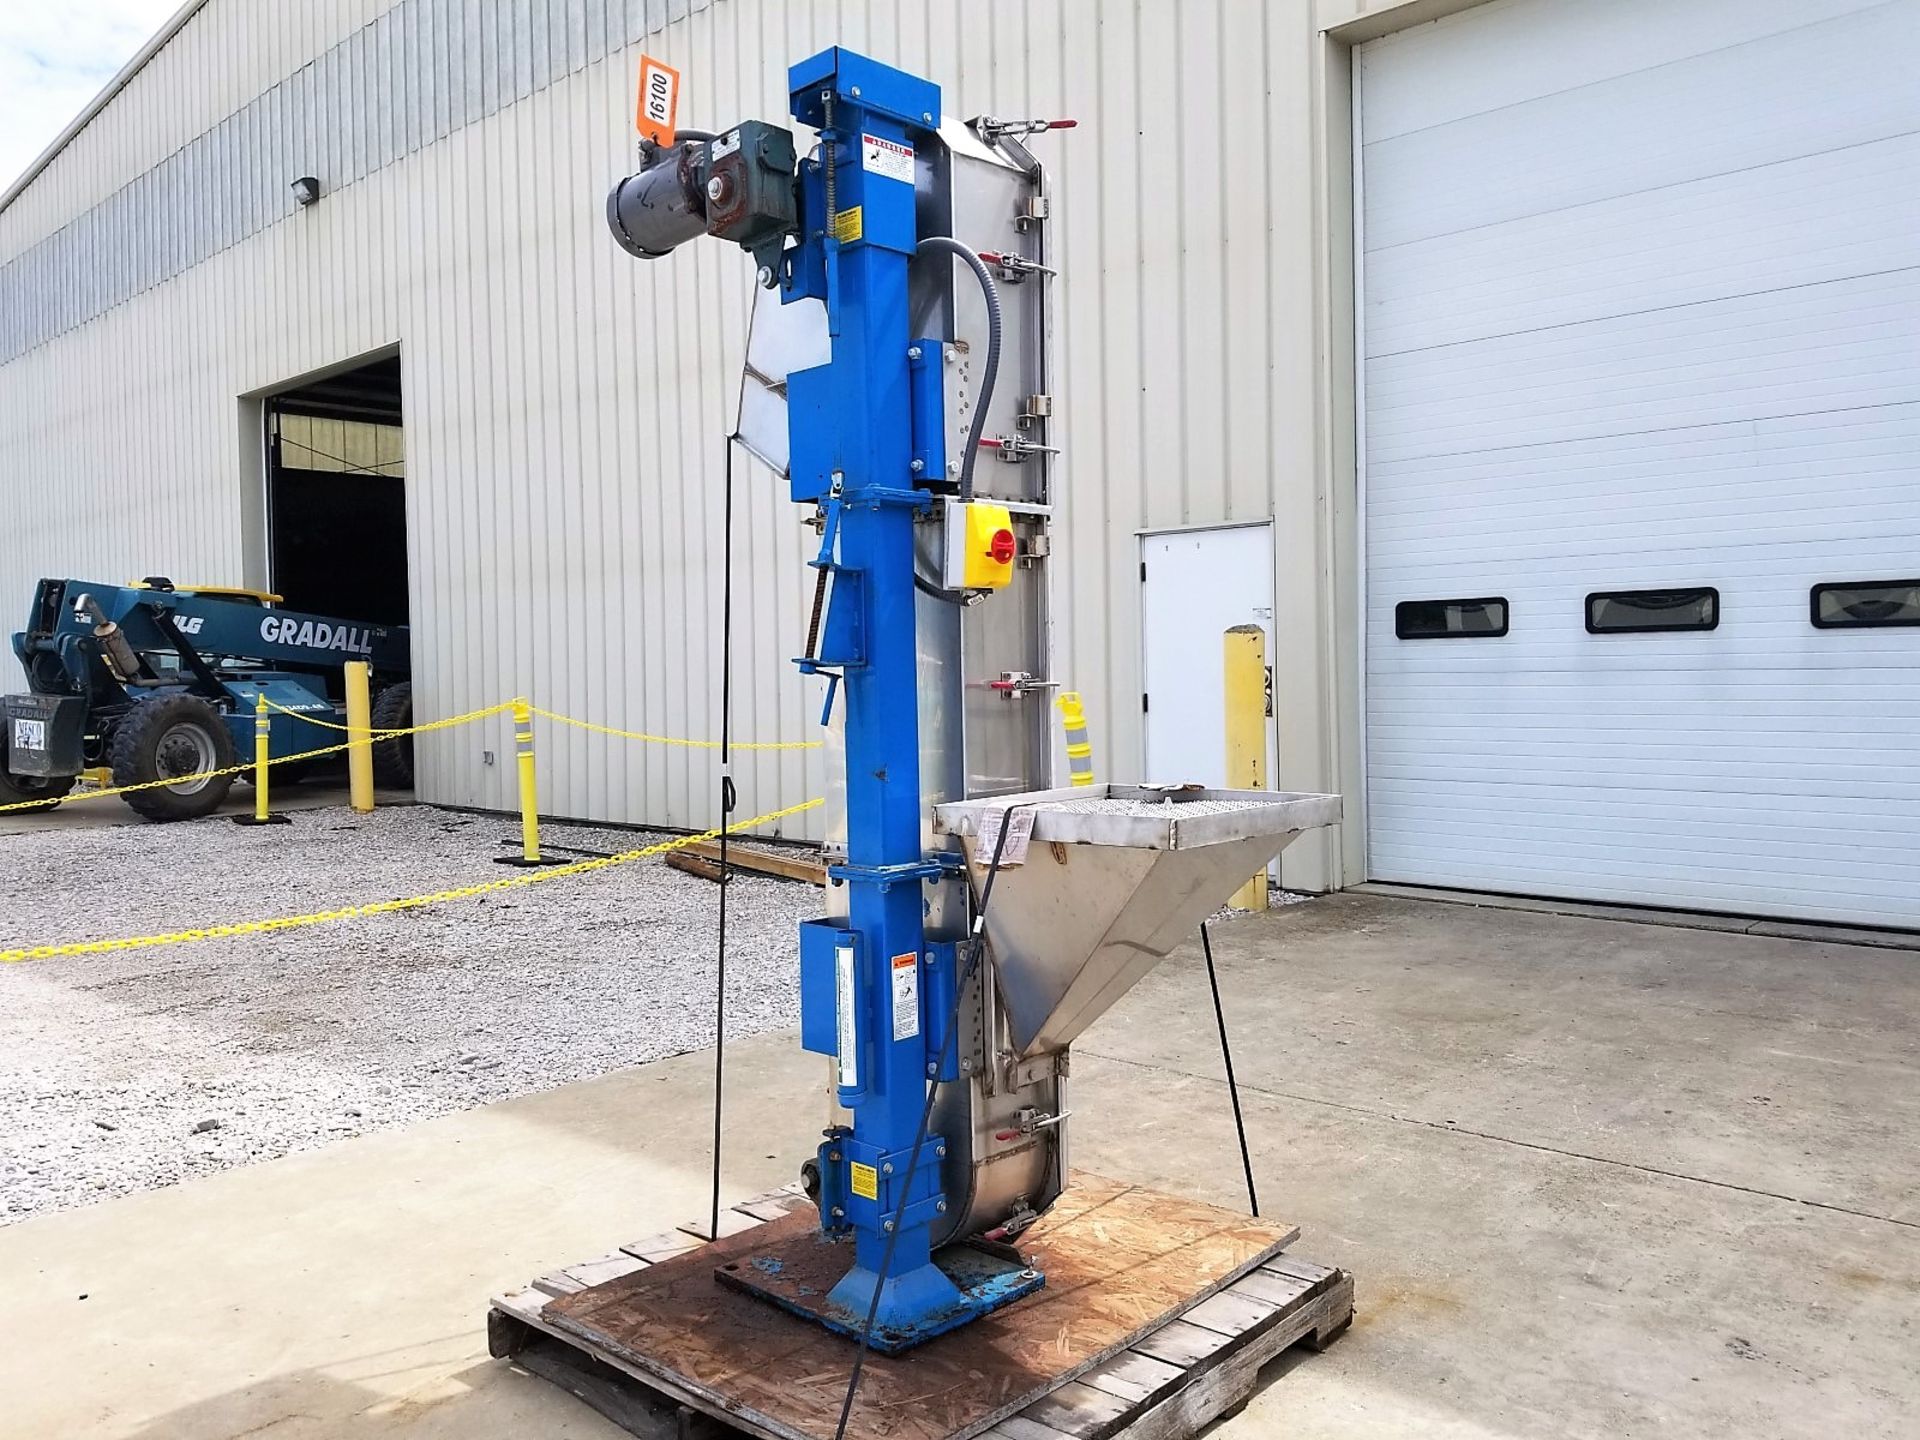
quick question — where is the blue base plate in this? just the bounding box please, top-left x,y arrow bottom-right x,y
713,1231 -> 1046,1353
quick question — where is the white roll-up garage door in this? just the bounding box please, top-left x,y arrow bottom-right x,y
1358,0 -> 1920,927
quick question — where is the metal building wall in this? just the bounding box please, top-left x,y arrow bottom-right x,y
0,0 -> 1354,870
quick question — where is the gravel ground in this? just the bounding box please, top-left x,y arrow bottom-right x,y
0,805 -> 811,1225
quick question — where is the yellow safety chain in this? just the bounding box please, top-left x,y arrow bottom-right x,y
0,796 -> 824,963
0,737 -> 351,815
0,700 -> 517,816
526,705 -> 823,752
261,696 -> 514,735
271,696 -> 818,751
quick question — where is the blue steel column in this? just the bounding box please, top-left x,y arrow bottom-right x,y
784,53 -> 963,1331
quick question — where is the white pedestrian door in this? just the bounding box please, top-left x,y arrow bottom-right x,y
1140,524 -> 1274,787
1357,0 -> 1920,928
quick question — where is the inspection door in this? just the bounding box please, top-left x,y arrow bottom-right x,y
1140,524 -> 1275,788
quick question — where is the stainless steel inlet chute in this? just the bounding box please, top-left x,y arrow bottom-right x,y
933,785 -> 1342,1059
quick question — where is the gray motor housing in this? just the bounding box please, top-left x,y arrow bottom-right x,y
606,141 -> 709,259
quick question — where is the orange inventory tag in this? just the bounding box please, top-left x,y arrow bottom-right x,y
635,55 -> 680,145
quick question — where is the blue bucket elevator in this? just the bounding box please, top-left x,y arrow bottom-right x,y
604,46 -> 1342,1354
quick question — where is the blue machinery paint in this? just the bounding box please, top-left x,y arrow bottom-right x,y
603,44 -> 1044,1351
779,50 -> 1043,1347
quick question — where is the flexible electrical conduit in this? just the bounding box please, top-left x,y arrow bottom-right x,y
915,235 -> 1002,505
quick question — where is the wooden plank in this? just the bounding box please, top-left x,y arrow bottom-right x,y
682,840 -> 825,885
1222,1267 -> 1315,1310
737,1181 -> 808,1206
1076,1351 -> 1186,1407
532,1271 -> 588,1297
667,852 -> 729,884
1129,1319 -> 1236,1371
1106,1280 -> 1352,1440
491,1286 -> 555,1326
1023,1380 -> 1135,1437
734,1197 -> 804,1223
497,1275 -> 1344,1440
1259,1255 -> 1335,1284
513,1331 -> 683,1440
543,1173 -> 1299,1440
1178,1290 -> 1278,1340
622,1234 -> 705,1264
564,1251 -> 654,1288
675,1208 -> 764,1242
494,1292 -> 793,1440
1306,1270 -> 1357,1351
985,1418 -> 1075,1440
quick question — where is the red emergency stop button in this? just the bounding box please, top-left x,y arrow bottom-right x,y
953,502 -> 1016,589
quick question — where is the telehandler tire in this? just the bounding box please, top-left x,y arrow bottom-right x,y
0,764 -> 76,816
109,695 -> 237,821
370,681 -> 414,789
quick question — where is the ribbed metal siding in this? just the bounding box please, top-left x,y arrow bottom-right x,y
0,0 -> 730,362
0,0 -> 1339,847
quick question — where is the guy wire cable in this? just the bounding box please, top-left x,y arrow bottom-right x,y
831,803 -> 1035,1440
710,432 -> 741,1244
1199,920 -> 1259,1217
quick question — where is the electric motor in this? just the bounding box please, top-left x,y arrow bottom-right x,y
605,142 -> 708,259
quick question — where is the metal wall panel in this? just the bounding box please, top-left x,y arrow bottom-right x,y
0,0 -> 727,362
0,0 -> 1347,851
1359,0 -> 1920,925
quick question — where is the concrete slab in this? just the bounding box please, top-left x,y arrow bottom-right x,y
1354,883 -> 1920,955
1351,881 -> 1772,936
1150,894 -> 1920,1224
0,893 -> 1913,1439
0,1037 -> 823,1440
1745,919 -> 1920,952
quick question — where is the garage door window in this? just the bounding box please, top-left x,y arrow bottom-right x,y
1585,588 -> 1718,635
1810,580 -> 1920,629
1395,598 -> 1508,639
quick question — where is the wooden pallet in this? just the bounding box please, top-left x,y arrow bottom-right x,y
489,1175 -> 1352,1440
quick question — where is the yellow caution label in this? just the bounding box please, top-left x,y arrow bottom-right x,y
850,1162 -> 879,1200
831,206 -> 863,244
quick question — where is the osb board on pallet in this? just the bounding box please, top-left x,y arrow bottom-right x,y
538,1173 -> 1300,1440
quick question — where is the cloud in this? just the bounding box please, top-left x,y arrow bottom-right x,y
0,1 -> 185,195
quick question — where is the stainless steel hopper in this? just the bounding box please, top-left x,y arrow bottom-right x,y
932,784 -> 1341,1059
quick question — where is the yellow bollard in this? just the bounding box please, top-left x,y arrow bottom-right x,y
1056,691 -> 1095,787
232,688 -> 290,827
345,662 -> 375,813
497,697 -> 566,866
1224,624 -> 1269,911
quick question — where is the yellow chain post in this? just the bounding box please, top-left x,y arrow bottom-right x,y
231,689 -> 290,827
1055,691 -> 1095,788
344,662 -> 374,813
0,699 -> 509,817
1224,624 -> 1270,911
498,697 -> 565,867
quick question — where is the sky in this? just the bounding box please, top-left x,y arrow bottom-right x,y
0,0 -> 183,194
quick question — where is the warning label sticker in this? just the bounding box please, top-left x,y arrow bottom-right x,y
831,206 -> 863,244
835,942 -> 859,1090
891,951 -> 920,1041
850,1162 -> 879,1200
975,808 -> 1036,868
861,132 -> 915,184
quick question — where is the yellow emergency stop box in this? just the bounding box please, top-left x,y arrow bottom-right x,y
942,501 -> 1017,590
